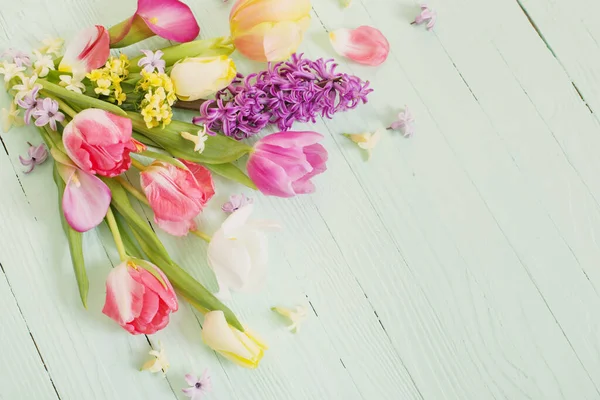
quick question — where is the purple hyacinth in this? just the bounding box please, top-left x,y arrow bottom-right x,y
17,86 -> 41,125
33,98 -> 64,131
192,53 -> 373,140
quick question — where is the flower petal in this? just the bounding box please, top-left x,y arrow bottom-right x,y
247,154 -> 296,197
59,25 -> 110,73
329,26 -> 390,66
230,0 -> 311,33
184,374 -> 197,386
207,231 -> 253,292
62,168 -> 111,232
257,131 -> 323,149
137,0 -> 200,43
102,262 -> 145,325
263,21 -> 305,62
201,311 -> 257,359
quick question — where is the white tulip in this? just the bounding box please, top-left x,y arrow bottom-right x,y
201,310 -> 268,369
207,204 -> 279,300
170,56 -> 237,101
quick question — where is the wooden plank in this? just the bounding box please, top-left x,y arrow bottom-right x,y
0,268 -> 59,399
517,0 -> 600,117
306,0 -> 600,398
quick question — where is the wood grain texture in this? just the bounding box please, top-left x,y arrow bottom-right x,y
1,0 -> 600,399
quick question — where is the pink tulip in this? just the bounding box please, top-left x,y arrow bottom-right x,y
247,131 -> 328,197
140,160 -> 215,236
57,163 -> 111,233
63,109 -> 137,178
329,26 -> 390,66
102,260 -> 178,335
58,26 -> 110,74
109,0 -> 200,48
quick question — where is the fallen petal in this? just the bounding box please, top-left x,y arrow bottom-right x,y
329,26 -> 390,66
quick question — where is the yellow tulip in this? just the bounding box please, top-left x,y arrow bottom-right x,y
229,0 -> 311,62
170,56 -> 237,101
201,310 -> 268,369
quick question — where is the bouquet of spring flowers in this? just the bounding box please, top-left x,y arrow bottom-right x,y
0,0 -> 373,370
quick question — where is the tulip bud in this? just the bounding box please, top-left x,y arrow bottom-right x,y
170,56 -> 237,101
201,310 -> 268,369
229,0 -> 312,62
102,260 -> 178,335
246,131 -> 328,197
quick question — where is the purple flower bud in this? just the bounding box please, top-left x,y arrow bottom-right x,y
19,142 -> 48,173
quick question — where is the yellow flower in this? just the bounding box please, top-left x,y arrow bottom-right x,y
201,311 -> 268,369
95,78 -> 112,96
170,56 -> 237,101
343,130 -> 383,160
113,84 -> 127,105
1,102 -> 23,133
141,341 -> 169,376
39,37 -> 64,56
86,69 -> 105,82
271,305 -> 308,333
181,127 -> 208,154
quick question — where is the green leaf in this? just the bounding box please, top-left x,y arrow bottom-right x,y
102,178 -> 244,330
39,80 -> 127,116
128,112 -> 252,164
129,37 -> 235,73
113,209 -> 144,259
204,163 -> 257,189
139,149 -> 187,169
102,178 -> 172,263
53,165 -> 89,309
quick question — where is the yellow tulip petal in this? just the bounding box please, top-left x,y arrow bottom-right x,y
231,0 -> 311,34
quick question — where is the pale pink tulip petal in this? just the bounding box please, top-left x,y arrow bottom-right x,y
137,0 -> 200,42
329,26 -> 390,66
59,26 -> 110,73
62,168 -> 111,232
154,218 -> 197,237
102,263 -> 145,325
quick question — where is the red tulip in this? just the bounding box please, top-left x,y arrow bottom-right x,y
140,160 -> 215,236
102,260 -> 178,335
62,109 -> 137,178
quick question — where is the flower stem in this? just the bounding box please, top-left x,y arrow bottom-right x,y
53,96 -> 78,119
191,230 -> 211,243
115,176 -> 149,206
106,207 -> 128,261
130,158 -> 148,171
